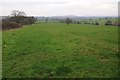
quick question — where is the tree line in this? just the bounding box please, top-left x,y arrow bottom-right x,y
40,17 -> 119,26
63,18 -> 120,26
2,10 -> 37,30
2,10 -> 119,30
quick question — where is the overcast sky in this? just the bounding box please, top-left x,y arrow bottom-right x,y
0,0 -> 119,16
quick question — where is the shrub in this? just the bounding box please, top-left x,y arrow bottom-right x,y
112,21 -> 120,26
9,16 -> 36,25
83,21 -> 88,24
95,21 -> 99,25
2,16 -> 36,30
105,20 -> 112,26
2,21 -> 22,30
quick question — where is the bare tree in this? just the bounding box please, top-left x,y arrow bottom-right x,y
11,10 -> 26,17
10,10 -> 26,23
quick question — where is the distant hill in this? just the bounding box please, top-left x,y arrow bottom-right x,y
0,16 -> 10,20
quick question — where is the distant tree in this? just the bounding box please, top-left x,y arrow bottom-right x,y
9,10 -> 36,25
89,19 -> 92,21
105,20 -> 112,26
77,21 -> 80,24
95,21 -> 99,25
65,18 -> 72,26
24,16 -> 37,25
105,17 -> 108,19
45,18 -> 48,23
83,21 -> 87,24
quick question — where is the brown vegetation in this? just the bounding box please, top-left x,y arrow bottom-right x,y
2,20 -> 23,30
2,10 -> 36,30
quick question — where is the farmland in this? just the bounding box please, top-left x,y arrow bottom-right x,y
2,22 -> 118,78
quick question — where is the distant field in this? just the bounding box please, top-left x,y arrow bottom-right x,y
80,18 -> 118,25
2,23 -> 118,78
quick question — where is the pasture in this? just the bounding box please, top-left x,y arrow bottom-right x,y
2,22 -> 118,78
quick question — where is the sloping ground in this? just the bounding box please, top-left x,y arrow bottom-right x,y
2,23 -> 118,78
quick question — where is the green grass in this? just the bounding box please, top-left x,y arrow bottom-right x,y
2,23 -> 118,78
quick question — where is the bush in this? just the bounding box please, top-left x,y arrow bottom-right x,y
95,21 -> 99,25
77,21 -> 81,24
105,20 -> 112,26
2,21 -> 22,30
83,21 -> 88,24
9,16 -> 36,25
2,16 -> 36,30
112,21 -> 120,26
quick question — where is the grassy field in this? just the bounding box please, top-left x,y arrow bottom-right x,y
2,22 -> 118,78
